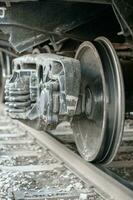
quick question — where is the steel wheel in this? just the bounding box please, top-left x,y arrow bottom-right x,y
72,37 -> 125,164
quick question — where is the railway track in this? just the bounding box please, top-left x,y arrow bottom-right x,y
106,122 -> 133,183
0,106 -> 132,200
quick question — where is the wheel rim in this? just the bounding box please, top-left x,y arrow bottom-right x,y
72,37 -> 125,164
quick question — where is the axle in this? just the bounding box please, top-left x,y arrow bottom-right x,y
4,37 -> 133,164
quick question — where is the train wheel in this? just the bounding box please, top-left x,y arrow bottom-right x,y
72,37 -> 125,164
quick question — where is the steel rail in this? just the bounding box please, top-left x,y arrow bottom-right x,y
15,120 -> 133,200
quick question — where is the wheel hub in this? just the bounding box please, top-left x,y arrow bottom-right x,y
85,87 -> 93,118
